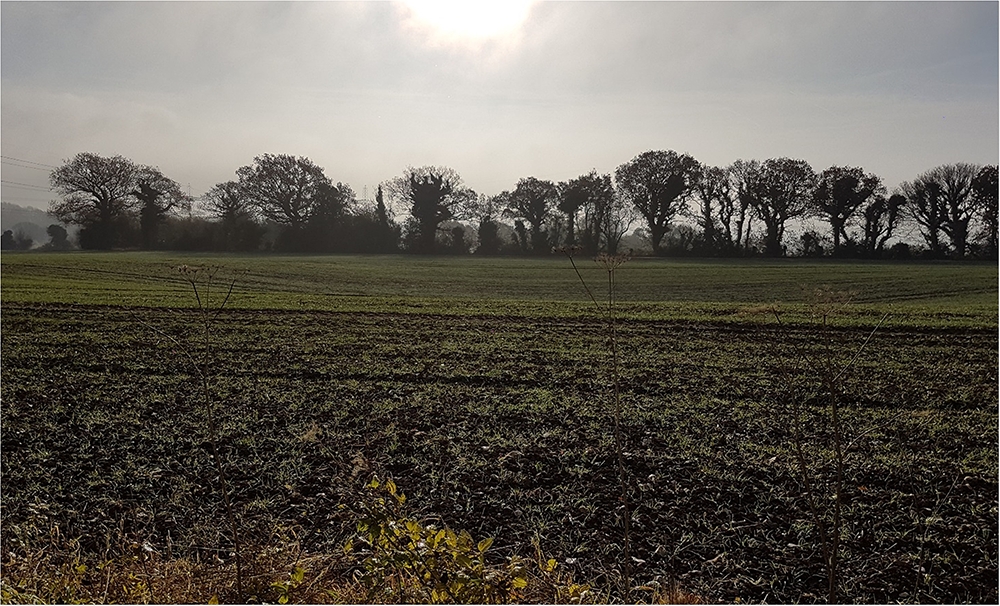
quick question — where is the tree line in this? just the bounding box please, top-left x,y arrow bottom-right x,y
34,150 -> 998,259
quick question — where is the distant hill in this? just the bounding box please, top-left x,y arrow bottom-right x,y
1,202 -> 61,248
2,202 -> 55,232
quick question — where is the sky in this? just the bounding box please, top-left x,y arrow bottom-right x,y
2,0 -> 997,212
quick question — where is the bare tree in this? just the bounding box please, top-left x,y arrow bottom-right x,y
598,192 -> 635,255
971,164 -> 998,257
203,181 -> 253,224
900,176 -> 946,257
811,166 -> 882,256
133,165 -> 191,249
727,159 -> 761,254
236,154 -> 332,230
901,163 -> 982,258
49,152 -> 139,249
559,171 -> 614,251
934,163 -> 981,258
690,164 -> 739,255
615,150 -> 700,255
502,177 -> 559,254
743,158 -> 817,257
384,166 -> 468,254
859,193 -> 906,258
202,180 -> 257,251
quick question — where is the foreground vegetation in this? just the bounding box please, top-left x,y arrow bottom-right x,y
1,253 -> 997,603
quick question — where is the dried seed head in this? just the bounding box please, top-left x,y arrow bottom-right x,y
595,252 -> 630,271
553,245 -> 584,258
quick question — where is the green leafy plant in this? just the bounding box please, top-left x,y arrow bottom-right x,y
269,565 -> 305,604
344,476 -> 591,604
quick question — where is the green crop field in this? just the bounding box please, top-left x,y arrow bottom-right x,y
1,252 -> 997,603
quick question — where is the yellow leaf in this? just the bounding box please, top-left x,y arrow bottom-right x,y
208,595 -> 220,604
478,537 -> 494,552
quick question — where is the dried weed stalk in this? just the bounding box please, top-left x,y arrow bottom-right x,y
134,264 -> 244,600
557,246 -> 634,602
772,287 -> 887,603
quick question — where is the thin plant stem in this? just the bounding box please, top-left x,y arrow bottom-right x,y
607,263 -> 632,604
132,267 -> 243,599
192,273 -> 244,600
562,249 -> 632,602
771,304 -> 888,603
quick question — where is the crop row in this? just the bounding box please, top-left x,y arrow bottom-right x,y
1,299 -> 996,602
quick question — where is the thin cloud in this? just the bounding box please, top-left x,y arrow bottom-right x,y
1,1 -> 995,207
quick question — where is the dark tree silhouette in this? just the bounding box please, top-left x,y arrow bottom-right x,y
502,177 -> 559,254
236,154 -> 332,231
132,166 -> 190,250
597,191 -> 633,255
202,181 -> 250,224
375,185 -> 390,228
446,224 -> 470,254
743,158 -> 817,257
615,150 -> 700,255
971,164 -> 998,257
46,224 -> 71,250
477,220 -> 502,255
860,193 -> 906,258
301,181 -> 356,252
512,219 -> 529,253
386,166 -> 467,254
798,230 -> 825,257
202,180 -> 261,251
727,159 -> 761,254
1,230 -> 15,250
372,185 -> 399,252
462,192 -> 505,255
559,171 -> 615,254
49,152 -> 139,249
901,163 -> 981,258
691,164 -> 742,255
900,176 -> 946,257
812,166 -> 882,256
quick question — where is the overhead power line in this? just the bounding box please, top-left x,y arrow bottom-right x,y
2,159 -> 51,172
1,179 -> 53,192
1,155 -> 57,169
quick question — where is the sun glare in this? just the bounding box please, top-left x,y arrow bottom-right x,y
403,0 -> 535,41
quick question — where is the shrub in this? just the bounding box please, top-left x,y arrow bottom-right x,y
344,476 -> 591,604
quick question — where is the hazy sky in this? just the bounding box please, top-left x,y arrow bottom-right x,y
2,1 -> 997,211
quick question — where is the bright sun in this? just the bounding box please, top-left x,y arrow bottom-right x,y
403,0 -> 535,40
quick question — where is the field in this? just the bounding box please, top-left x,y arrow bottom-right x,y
1,252 -> 997,603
